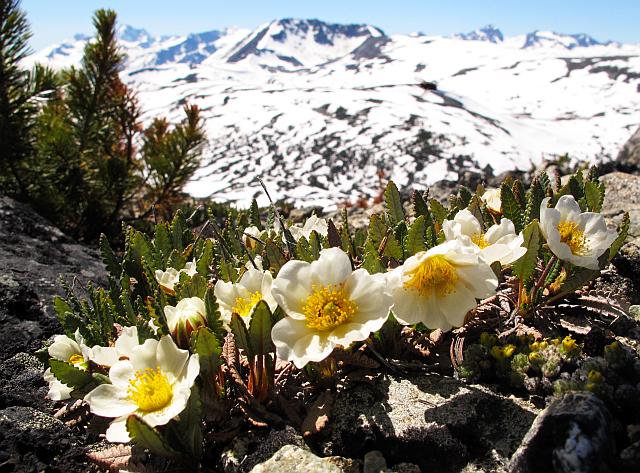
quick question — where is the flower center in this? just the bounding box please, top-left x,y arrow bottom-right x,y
471,233 -> 490,249
302,284 -> 357,331
404,254 -> 459,297
127,367 -> 173,413
557,221 -> 588,255
68,353 -> 84,366
232,291 -> 263,317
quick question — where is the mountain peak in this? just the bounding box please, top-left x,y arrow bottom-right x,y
117,25 -> 152,43
522,30 -> 605,49
455,25 -> 504,43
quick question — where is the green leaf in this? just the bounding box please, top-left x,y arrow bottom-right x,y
308,231 -> 322,260
53,296 -> 73,327
99,234 -> 120,277
48,359 -> 92,388
203,287 -> 225,345
458,186 -> 473,207
230,313 -> 253,358
248,301 -> 274,357
170,210 -> 188,251
500,183 -> 524,232
296,236 -> 314,262
384,180 -> 404,225
584,180 -> 604,213
429,199 -> 448,226
512,220 -> 541,283
609,212 -> 629,261
196,239 -> 214,277
412,190 -> 429,218
265,239 -> 287,274
523,177 -> 546,225
250,199 -> 262,229
154,223 -> 172,265
559,266 -> 599,295
383,233 -> 403,260
404,215 -> 426,256
192,327 -> 223,374
175,386 -> 203,460
327,219 -> 342,248
126,415 -> 179,459
362,239 -> 384,274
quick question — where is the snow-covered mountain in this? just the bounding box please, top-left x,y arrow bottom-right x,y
28,20 -> 640,209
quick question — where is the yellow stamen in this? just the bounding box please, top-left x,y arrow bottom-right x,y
557,221 -> 588,255
471,233 -> 490,249
127,367 -> 173,413
232,291 -> 263,317
403,255 -> 458,297
302,284 -> 357,331
68,354 -> 84,365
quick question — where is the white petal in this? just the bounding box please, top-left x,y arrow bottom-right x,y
141,385 -> 190,427
310,248 -> 352,287
328,322 -> 372,347
555,195 -> 582,221
439,286 -> 478,328
453,209 -> 482,237
456,262 -> 498,298
84,384 -> 136,418
105,416 -> 131,443
48,335 -> 81,361
115,326 -> 140,357
184,354 -> 200,387
130,339 -> 159,371
390,286 -> 431,326
485,218 -> 516,243
109,360 -> 135,389
44,368 -> 73,401
442,219 -> 461,241
90,346 -> 119,367
157,336 -> 189,379
163,305 -> 178,332
239,268 -> 267,293
271,260 -> 312,319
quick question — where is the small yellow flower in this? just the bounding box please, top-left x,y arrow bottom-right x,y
561,336 -> 579,355
528,351 -> 543,363
503,344 -> 516,358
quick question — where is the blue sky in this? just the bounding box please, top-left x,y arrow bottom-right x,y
23,0 -> 640,49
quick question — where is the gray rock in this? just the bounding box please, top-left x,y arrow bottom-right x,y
324,374 -> 539,473
248,445 -> 343,473
619,440 -> 640,470
364,450 -> 388,473
508,392 -> 614,473
0,196 -> 106,361
0,352 -> 47,409
615,126 -> 640,172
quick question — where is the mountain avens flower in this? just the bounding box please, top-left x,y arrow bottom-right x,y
164,297 -> 207,348
443,209 -> 526,266
539,196 -> 617,270
214,266 -> 277,327
287,214 -> 328,241
84,336 -> 199,443
154,260 -> 198,295
90,326 -> 140,367
387,239 -> 497,331
270,247 -> 393,368
44,330 -> 92,400
481,188 -> 501,213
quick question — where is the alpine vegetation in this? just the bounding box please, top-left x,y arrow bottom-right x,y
41,168 -> 629,469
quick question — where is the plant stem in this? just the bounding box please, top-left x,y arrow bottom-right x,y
530,256 -> 558,302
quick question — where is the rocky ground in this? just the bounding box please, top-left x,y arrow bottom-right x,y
1,128 -> 640,472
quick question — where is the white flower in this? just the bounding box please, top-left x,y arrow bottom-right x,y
163,297 -> 207,347
44,330 -> 92,400
539,196 -> 618,270
288,214 -> 328,242
154,260 -> 198,295
481,188 -> 501,213
443,209 -> 527,266
90,326 -> 141,367
214,267 -> 277,327
270,247 -> 393,368
243,226 -> 265,250
84,336 -> 200,443
387,239 -> 498,331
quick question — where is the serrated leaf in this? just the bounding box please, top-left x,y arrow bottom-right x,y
192,327 -> 223,375
230,313 -> 253,358
384,181 -> 404,225
250,199 -> 262,229
524,177 -> 546,225
265,239 -> 287,274
248,301 -> 274,357
584,180 -> 604,213
196,239 -> 214,277
383,233 -> 403,260
327,219 -> 342,248
53,296 -> 73,327
429,199 -> 448,226
362,239 -> 384,274
154,223 -> 172,265
405,216 -> 426,256
175,385 -> 203,460
49,359 -> 92,388
500,183 -> 523,232
126,415 -> 179,459
99,234 -> 120,278
458,186 -> 473,207
203,287 -> 225,345
609,212 -> 629,261
558,267 -> 599,295
296,236 -> 314,262
512,220 -> 541,282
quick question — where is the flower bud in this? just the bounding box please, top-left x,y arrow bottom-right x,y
163,297 -> 207,348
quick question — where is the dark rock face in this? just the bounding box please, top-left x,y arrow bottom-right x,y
0,196 -> 106,361
509,392 -> 614,473
0,196 -> 106,471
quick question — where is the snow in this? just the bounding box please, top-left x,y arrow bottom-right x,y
26,20 -> 640,209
